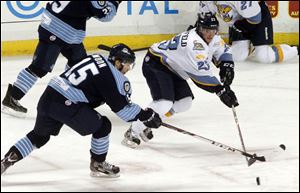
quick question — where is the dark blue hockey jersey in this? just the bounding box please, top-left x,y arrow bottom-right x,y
39,1 -> 120,44
48,54 -> 142,122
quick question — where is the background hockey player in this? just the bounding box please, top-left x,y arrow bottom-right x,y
1,44 -> 162,178
2,1 -> 122,117
194,1 -> 298,63
122,13 -> 239,148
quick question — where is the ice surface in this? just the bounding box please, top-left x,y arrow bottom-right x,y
1,52 -> 299,192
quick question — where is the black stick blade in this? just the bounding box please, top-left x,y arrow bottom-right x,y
248,154 -> 266,166
255,156 -> 266,162
248,158 -> 257,166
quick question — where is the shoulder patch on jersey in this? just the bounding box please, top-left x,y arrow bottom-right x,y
123,81 -> 131,93
144,56 -> 150,62
216,4 -> 233,22
98,1 -> 106,7
123,81 -> 132,104
193,41 -> 205,51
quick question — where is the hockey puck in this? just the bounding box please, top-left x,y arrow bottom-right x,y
256,177 -> 260,185
279,144 -> 286,150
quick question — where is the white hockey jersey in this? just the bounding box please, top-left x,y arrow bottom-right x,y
150,28 -> 232,87
198,1 -> 261,26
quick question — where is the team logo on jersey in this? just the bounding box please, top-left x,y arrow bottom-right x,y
196,54 -> 206,60
193,41 -> 204,50
144,56 -> 150,62
123,81 -> 132,103
216,4 -> 233,22
98,1 -> 106,7
122,48 -> 130,55
65,100 -> 72,106
124,81 -> 131,93
49,35 -> 56,41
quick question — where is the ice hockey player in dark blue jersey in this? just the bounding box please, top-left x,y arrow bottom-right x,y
1,43 -> 162,178
2,1 -> 122,117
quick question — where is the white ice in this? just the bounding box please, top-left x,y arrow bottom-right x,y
1,51 -> 299,192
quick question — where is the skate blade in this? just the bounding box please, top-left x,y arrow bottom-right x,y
90,171 -> 120,178
1,167 -> 7,175
121,138 -> 139,149
139,130 -> 153,142
140,134 -> 151,142
140,135 -> 150,142
1,106 -> 26,119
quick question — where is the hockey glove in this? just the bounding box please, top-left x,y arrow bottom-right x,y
216,86 -> 239,108
140,108 -> 162,128
219,61 -> 234,86
234,19 -> 257,32
230,19 -> 256,41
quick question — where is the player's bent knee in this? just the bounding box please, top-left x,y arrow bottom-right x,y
231,41 -> 250,62
92,116 -> 112,138
26,130 -> 50,148
172,97 -> 193,113
253,46 -> 274,63
27,65 -> 48,78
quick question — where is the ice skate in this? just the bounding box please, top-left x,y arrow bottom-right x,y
1,151 -> 19,175
139,128 -> 153,142
2,84 -> 27,118
121,126 -> 141,148
90,159 -> 120,178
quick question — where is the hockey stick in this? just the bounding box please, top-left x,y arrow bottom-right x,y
161,122 -> 266,165
97,44 -> 149,52
131,47 -> 150,52
97,44 -> 112,51
231,106 -> 252,166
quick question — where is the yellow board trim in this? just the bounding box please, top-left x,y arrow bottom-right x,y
1,33 -> 298,56
1,34 -> 175,56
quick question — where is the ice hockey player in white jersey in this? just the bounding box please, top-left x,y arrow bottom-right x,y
195,1 -> 298,63
122,13 -> 239,148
